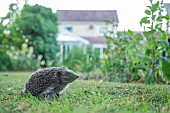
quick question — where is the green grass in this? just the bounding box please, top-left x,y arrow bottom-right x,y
0,72 -> 170,113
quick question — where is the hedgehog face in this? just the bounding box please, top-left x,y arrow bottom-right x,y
60,67 -> 79,84
65,69 -> 79,82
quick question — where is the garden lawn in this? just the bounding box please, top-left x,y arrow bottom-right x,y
0,72 -> 170,113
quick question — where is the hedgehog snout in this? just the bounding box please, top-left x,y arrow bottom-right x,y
76,74 -> 79,78
74,73 -> 79,79
70,73 -> 79,80
65,71 -> 79,82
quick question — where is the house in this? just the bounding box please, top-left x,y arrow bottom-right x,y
57,10 -> 119,37
57,31 -> 107,59
164,3 -> 170,15
163,3 -> 170,45
56,10 -> 119,60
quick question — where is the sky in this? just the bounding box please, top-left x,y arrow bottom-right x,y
0,0 -> 170,31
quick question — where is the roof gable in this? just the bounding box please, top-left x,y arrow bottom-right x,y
57,10 -> 119,23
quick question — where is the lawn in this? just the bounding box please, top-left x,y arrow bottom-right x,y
0,72 -> 170,113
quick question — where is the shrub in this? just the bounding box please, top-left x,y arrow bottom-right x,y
101,31 -> 144,82
0,49 -> 11,71
7,44 -> 41,71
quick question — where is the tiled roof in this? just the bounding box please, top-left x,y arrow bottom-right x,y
57,10 -> 119,23
82,37 -> 106,44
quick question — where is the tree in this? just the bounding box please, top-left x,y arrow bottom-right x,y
14,4 -> 59,67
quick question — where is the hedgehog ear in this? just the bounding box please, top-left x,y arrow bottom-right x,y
62,67 -> 68,75
62,66 -> 68,70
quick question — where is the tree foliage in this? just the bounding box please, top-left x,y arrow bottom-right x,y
15,4 -> 59,67
0,3 -> 59,70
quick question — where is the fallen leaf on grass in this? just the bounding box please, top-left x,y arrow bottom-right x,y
12,103 -> 30,112
137,89 -> 143,94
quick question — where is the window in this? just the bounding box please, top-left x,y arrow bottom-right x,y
89,25 -> 94,30
65,26 -> 73,32
99,27 -> 108,36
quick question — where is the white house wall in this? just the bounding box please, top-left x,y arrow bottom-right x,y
58,21 -> 118,37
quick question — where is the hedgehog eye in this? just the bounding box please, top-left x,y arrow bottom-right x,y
58,71 -> 62,77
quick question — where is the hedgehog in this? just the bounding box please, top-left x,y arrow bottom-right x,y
22,66 -> 79,97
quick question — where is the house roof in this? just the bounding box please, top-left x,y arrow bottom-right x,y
57,10 -> 119,23
82,37 -> 106,44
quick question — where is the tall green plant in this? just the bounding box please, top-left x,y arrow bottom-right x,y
102,0 -> 170,84
140,0 -> 170,84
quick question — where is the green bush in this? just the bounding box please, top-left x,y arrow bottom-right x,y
0,44 -> 40,71
101,31 -> 144,82
9,54 -> 40,71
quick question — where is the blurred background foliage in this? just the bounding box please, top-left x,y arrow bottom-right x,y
57,45 -> 100,73
0,2 -> 101,73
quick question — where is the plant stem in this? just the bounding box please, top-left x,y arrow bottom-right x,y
152,41 -> 157,82
151,0 -> 156,82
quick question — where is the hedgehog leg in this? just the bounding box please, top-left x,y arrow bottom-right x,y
47,91 -> 59,97
39,86 -> 55,97
39,83 -> 60,97
59,84 -> 70,95
21,88 -> 27,95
